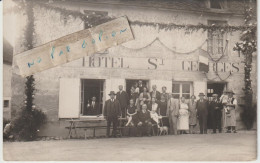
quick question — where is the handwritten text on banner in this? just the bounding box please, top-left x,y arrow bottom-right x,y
16,16 -> 134,77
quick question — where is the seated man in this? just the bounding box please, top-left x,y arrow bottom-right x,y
137,104 -> 153,137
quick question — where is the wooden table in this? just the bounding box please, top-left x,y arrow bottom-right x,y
65,119 -> 104,139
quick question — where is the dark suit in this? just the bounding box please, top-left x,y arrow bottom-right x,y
116,91 -> 129,118
150,91 -> 161,102
196,99 -> 208,134
209,99 -> 222,133
137,110 -> 152,136
85,101 -> 99,115
104,99 -> 121,137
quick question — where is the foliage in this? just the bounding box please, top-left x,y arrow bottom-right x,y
233,7 -> 257,130
11,76 -> 46,141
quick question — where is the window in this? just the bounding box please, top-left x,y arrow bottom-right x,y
208,20 -> 227,57
3,100 -> 9,108
209,0 -> 227,9
172,82 -> 192,99
81,79 -> 104,116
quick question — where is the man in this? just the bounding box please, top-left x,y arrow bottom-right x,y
161,86 -> 169,102
196,92 -> 208,134
85,96 -> 99,115
137,104 -> 153,136
104,91 -> 121,138
209,94 -> 222,133
138,80 -> 144,94
167,94 -> 179,135
225,90 -> 237,133
150,85 -> 161,102
116,85 -> 129,118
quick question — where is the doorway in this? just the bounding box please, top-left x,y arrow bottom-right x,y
207,82 -> 227,101
81,79 -> 104,116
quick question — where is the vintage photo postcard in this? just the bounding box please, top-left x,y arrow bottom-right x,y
2,0 -> 257,161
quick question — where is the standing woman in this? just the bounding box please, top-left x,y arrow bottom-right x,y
225,90 -> 238,133
189,95 -> 197,134
158,95 -> 169,127
177,96 -> 189,134
139,87 -> 151,105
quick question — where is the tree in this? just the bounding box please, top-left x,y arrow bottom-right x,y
11,75 -> 46,141
233,7 -> 257,129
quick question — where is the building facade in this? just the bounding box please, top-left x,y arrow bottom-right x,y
11,0 -> 257,136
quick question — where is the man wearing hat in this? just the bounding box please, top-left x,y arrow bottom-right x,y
196,92 -> 208,134
225,90 -> 238,133
209,94 -> 222,133
104,91 -> 121,138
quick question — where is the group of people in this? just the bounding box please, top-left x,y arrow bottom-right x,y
103,82 -> 238,138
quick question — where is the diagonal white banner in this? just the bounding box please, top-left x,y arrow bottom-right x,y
15,16 -> 134,77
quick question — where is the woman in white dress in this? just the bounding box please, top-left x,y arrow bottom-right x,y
177,96 -> 189,134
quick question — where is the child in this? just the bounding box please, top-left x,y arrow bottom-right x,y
149,109 -> 161,128
220,90 -> 229,113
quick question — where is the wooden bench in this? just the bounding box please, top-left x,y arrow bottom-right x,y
65,126 -> 128,139
65,118 -> 128,139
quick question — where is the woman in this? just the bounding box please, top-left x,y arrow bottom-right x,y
130,86 -> 139,105
177,96 -> 189,134
126,99 -> 138,126
139,87 -> 151,105
158,95 -> 169,127
188,95 -> 197,134
224,90 -> 238,133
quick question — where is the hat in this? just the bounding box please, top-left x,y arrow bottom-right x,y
108,91 -> 116,95
199,92 -> 205,96
212,94 -> 218,97
226,89 -> 235,94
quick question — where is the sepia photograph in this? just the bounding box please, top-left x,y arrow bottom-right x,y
1,0 -> 258,161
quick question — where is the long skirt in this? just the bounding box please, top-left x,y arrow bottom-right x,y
177,114 -> 189,130
225,109 -> 236,127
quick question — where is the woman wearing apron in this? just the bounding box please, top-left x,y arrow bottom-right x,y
177,96 -> 189,134
224,90 -> 238,133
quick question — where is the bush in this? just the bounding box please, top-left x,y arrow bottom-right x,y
240,104 -> 257,130
11,107 -> 46,141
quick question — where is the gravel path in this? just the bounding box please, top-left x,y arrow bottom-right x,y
3,132 -> 257,161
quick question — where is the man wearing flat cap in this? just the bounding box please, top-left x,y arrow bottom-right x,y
104,91 -> 121,138
209,94 -> 222,133
196,92 -> 208,134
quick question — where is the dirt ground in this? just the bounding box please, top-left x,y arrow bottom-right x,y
3,131 -> 257,161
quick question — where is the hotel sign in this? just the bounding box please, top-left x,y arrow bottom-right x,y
86,56 -> 243,73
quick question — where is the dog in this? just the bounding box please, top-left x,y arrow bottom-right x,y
158,126 -> 169,136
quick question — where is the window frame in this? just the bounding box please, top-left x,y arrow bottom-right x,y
208,0 -> 227,10
80,79 -> 105,118
3,100 -> 9,108
207,20 -> 227,58
172,82 -> 193,99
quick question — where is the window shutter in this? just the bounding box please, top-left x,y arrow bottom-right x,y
193,81 -> 207,98
59,78 -> 80,118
